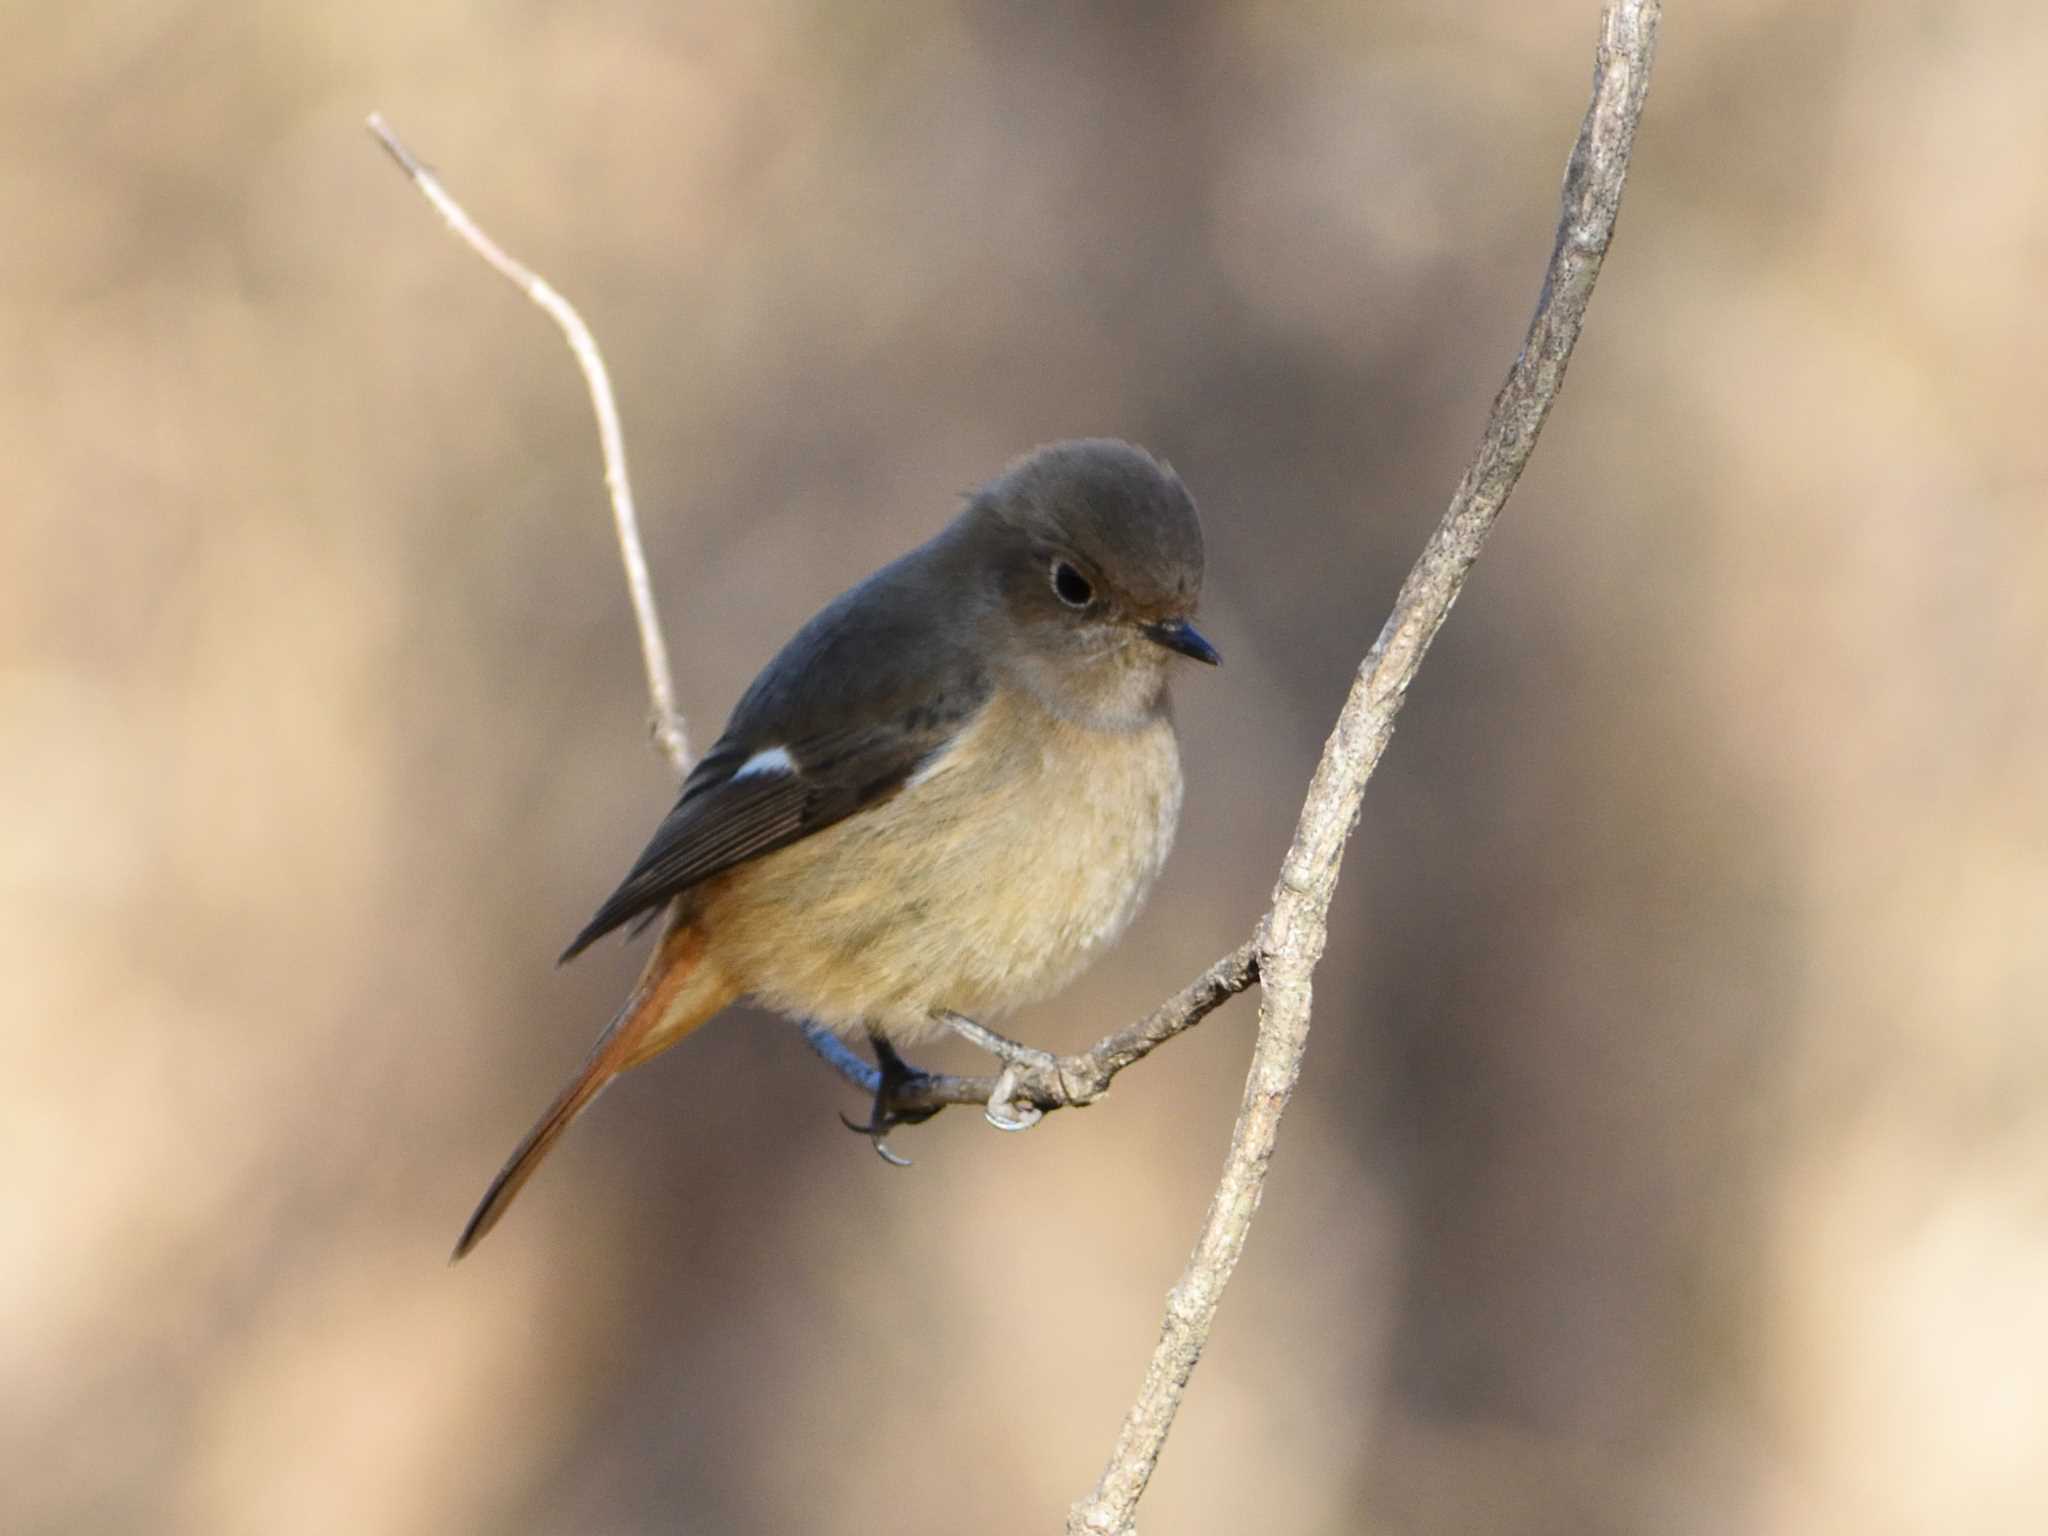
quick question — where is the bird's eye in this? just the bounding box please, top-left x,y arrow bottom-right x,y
1051,560 -> 1094,608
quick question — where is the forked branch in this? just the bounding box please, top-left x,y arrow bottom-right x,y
798,942 -> 1261,1127
1069,5 -> 1660,1528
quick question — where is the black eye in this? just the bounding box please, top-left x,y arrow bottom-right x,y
1051,560 -> 1094,608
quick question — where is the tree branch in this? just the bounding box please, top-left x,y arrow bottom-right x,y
799,942 -> 1261,1122
1066,4 -> 1661,1530
366,113 -> 690,778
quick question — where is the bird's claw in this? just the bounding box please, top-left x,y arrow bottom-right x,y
983,1066 -> 1044,1132
842,1034 -> 937,1166
839,1110 -> 916,1166
934,1011 -> 1055,1132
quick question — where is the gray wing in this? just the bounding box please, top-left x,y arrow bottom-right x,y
558,549 -> 989,963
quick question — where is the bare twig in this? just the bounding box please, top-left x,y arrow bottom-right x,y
799,942 -> 1261,1120
366,113 -> 690,777
1066,5 -> 1661,1531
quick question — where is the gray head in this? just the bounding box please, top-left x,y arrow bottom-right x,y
954,438 -> 1216,728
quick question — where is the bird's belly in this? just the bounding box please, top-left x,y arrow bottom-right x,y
699,696 -> 1183,1040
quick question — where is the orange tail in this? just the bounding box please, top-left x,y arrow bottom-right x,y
451,920 -> 735,1261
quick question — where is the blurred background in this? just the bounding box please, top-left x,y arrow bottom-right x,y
5,3 -> 2044,1532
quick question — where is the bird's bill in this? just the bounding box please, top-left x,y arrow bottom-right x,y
1142,617 -> 1221,665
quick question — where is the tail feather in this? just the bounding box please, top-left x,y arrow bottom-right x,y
452,921 -> 731,1261
451,1025 -> 627,1262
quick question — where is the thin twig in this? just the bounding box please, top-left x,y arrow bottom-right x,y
366,113 -> 690,777
799,942 -> 1261,1119
1066,5 -> 1661,1531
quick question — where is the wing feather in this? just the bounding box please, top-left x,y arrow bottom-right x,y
558,541 -> 992,963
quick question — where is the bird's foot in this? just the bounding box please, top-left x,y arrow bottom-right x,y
837,1034 -> 938,1166
933,1010 -> 1055,1131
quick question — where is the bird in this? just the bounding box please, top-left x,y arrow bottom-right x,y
453,438 -> 1218,1259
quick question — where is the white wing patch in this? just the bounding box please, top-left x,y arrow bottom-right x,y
732,745 -> 797,780
904,737 -> 961,790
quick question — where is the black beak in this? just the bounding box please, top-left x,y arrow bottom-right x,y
1144,617 -> 1221,666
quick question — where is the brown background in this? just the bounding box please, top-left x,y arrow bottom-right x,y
5,3 -> 2045,1532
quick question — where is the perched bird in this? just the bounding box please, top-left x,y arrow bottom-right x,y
454,438 -> 1218,1258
